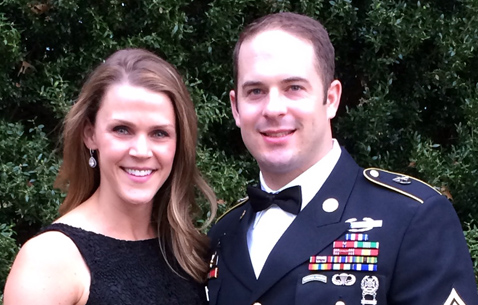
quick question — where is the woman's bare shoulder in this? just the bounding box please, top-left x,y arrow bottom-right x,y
3,230 -> 90,305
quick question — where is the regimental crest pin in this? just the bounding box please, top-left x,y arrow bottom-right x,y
392,175 -> 411,185
208,251 -> 219,280
361,275 -> 379,305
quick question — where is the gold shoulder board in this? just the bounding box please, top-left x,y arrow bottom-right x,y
363,168 -> 441,204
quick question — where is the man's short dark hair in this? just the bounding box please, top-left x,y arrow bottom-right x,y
233,12 -> 335,91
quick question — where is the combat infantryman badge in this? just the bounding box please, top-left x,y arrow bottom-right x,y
361,276 -> 379,305
346,217 -> 383,232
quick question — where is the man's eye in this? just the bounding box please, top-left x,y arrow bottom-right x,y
249,88 -> 263,95
289,85 -> 302,91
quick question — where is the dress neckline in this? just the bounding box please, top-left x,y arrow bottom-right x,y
49,222 -> 158,243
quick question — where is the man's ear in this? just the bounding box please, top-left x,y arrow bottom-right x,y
83,121 -> 97,149
325,80 -> 342,120
230,90 -> 241,128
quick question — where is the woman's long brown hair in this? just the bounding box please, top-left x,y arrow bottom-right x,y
55,48 -> 217,282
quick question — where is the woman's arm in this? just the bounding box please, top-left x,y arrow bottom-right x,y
4,231 -> 90,305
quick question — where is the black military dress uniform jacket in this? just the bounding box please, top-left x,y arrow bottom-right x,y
207,149 -> 478,305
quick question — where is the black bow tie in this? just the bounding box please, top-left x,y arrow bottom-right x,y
246,185 -> 302,215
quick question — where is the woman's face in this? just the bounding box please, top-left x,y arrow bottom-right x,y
84,83 -> 177,207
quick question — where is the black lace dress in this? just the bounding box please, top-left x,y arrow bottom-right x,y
39,223 -> 207,305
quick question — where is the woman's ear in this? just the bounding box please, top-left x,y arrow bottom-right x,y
83,121 -> 97,149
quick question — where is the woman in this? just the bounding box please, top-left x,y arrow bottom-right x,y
4,48 -> 217,305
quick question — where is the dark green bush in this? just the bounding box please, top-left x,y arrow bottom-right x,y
465,223 -> 478,283
0,121 -> 61,224
0,224 -> 18,302
1,0 -> 477,299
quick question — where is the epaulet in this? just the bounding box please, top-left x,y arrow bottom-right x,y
215,196 -> 249,223
363,168 -> 441,204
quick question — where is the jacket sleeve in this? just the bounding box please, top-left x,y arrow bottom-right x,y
389,194 -> 478,304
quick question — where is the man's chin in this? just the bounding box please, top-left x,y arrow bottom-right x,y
257,157 -> 299,175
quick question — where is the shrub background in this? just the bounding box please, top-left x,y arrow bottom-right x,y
1,0 -> 477,299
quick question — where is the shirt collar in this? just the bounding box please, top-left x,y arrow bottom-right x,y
259,139 -> 342,210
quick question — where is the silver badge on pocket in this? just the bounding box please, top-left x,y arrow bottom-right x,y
361,276 -> 379,305
302,274 -> 327,284
332,273 -> 356,286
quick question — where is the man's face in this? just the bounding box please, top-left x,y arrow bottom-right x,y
230,29 -> 341,189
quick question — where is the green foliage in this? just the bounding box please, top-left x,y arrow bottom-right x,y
465,222 -> 478,284
332,0 -> 478,222
0,120 -> 62,226
1,0 -> 478,295
0,120 -> 62,298
0,224 -> 18,301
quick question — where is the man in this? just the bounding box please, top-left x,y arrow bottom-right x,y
207,12 -> 478,305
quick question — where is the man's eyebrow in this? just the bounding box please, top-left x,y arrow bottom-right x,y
241,77 -> 311,90
241,81 -> 264,89
281,77 -> 310,85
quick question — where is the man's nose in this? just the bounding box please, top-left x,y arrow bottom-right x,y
263,89 -> 287,117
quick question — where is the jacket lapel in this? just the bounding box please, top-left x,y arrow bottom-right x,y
250,150 -> 361,300
219,204 -> 257,290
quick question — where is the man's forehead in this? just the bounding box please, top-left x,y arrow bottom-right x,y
239,31 -> 314,65
241,28 -> 312,52
237,30 -> 317,80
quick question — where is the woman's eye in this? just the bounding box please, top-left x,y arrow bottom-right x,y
113,126 -> 129,134
153,130 -> 168,138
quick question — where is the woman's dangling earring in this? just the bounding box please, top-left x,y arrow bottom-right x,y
89,149 -> 97,168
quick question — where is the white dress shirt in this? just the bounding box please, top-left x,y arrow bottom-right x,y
247,139 -> 342,278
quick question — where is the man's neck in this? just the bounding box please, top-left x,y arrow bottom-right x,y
260,139 -> 340,192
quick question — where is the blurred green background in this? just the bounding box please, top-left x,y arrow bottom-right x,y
1,0 -> 478,300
